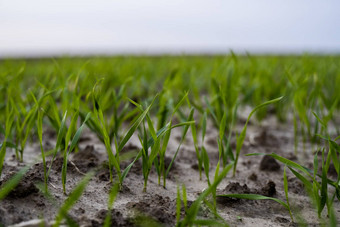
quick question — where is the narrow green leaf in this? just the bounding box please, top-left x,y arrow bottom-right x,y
54,171 -> 94,226
104,182 -> 120,227
283,166 -> 293,221
180,162 -> 233,226
165,111 -> 194,180
68,112 -> 91,154
176,186 -> 181,222
202,146 -> 210,185
202,111 -> 207,143
233,96 -> 283,176
247,153 -> 313,179
118,95 -> 157,152
0,165 -> 31,200
219,111 -> 227,140
288,167 -> 313,192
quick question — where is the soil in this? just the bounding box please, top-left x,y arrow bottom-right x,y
0,113 -> 339,226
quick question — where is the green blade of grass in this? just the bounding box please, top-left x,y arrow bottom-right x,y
54,171 -> 94,226
47,111 -> 68,179
247,153 -> 313,179
37,110 -> 48,192
288,167 -> 313,192
202,111 -> 207,144
176,185 -> 182,223
202,146 -> 210,185
165,119 -> 195,182
283,166 -> 294,221
118,95 -> 157,152
104,182 -> 120,227
233,96 -> 283,176
121,150 -> 142,183
62,111 -> 79,194
179,162 -> 233,226
68,112 -> 91,155
0,165 -> 31,200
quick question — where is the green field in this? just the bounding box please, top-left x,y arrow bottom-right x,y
1,55 -> 340,226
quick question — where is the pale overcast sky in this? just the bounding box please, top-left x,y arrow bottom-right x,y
1,0 -> 339,56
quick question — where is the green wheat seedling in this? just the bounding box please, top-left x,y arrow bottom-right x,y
61,110 -> 79,194
191,109 -> 214,182
133,93 -> 194,190
107,85 -> 136,142
139,119 -> 161,192
190,109 -> 203,180
178,162 -> 233,227
157,92 -> 191,188
92,85 -> 157,186
116,96 -> 158,185
6,98 -> 23,160
283,166 -> 293,221
92,90 -> 121,184
313,111 -> 340,176
223,104 -> 238,165
32,90 -> 62,192
104,182 -> 120,227
176,185 -> 182,223
202,109 -> 233,216
48,110 -> 68,182
164,106 -> 194,188
37,110 -> 48,192
208,78 -> 239,166
233,96 -> 283,176
176,184 -> 188,223
79,84 -> 138,144
61,112 -> 91,194
53,171 -> 94,227
15,90 -> 56,161
0,102 -> 14,178
313,112 -> 340,220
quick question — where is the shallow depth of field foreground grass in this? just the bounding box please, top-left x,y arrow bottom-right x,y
0,55 -> 340,226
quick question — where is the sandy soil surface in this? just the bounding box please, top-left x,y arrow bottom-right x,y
1,113 -> 339,227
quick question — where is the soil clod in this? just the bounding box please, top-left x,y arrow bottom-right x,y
216,182 -> 251,204
93,209 -> 133,227
259,156 -> 280,172
0,167 -> 44,199
224,182 -> 251,194
259,180 -> 276,197
248,173 -> 258,181
126,194 -> 176,226
71,145 -> 101,172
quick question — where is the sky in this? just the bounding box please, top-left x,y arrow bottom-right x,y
1,0 -> 340,56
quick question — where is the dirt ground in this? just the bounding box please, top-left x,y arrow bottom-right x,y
1,111 -> 340,227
